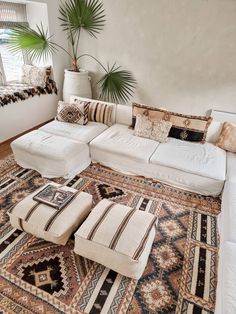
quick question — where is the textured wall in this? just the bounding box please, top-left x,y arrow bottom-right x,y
31,0 -> 70,94
78,0 -> 236,115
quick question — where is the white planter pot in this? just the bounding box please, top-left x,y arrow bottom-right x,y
63,69 -> 92,102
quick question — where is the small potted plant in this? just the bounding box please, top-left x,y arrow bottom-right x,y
8,0 -> 136,103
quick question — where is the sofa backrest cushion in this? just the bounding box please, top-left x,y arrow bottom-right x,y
206,121 -> 223,143
70,96 -> 117,125
115,104 -> 132,126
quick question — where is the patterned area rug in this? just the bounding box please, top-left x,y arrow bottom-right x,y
0,156 -> 221,314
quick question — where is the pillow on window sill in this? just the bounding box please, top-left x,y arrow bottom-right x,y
134,114 -> 172,143
56,100 -> 89,125
21,65 -> 51,88
216,122 -> 236,153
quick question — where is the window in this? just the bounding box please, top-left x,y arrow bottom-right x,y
0,1 -> 28,84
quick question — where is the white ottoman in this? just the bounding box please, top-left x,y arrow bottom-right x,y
8,183 -> 93,245
74,199 -> 157,280
11,130 -> 91,178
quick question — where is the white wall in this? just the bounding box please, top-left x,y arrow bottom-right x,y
27,2 -> 52,67
0,95 -> 57,143
27,0 -> 70,93
78,0 -> 236,115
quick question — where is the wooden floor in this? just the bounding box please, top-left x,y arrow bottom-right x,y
0,141 -> 12,160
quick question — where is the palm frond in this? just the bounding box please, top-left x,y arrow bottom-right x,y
59,0 -> 105,38
98,63 -> 137,103
7,24 -> 57,62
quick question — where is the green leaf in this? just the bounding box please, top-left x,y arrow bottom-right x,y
98,63 -> 137,103
7,24 -> 57,62
59,0 -> 106,38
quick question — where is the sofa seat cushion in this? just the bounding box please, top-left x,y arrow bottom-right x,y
40,120 -> 108,144
74,199 -> 157,279
11,130 -> 91,178
90,124 -> 160,163
8,182 -> 93,245
150,138 -> 226,181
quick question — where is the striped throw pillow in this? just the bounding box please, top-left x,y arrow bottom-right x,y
72,99 -> 114,126
131,103 -> 212,143
88,101 -> 114,126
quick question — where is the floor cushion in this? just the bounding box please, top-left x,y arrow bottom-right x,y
8,183 -> 93,245
11,130 -> 91,178
40,120 -> 108,144
150,137 -> 226,181
90,124 -> 160,163
74,199 -> 157,279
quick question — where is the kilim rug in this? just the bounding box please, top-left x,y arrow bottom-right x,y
0,156 -> 221,314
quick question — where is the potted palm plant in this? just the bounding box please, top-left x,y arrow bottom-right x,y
8,0 -> 136,103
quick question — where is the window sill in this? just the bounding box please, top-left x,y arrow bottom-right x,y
0,79 -> 57,107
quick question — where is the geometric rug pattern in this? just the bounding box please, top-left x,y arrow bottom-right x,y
0,156 -> 221,313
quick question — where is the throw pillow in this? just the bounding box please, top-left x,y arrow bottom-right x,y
56,101 -> 89,125
150,119 -> 173,142
216,122 -> 236,153
75,99 -> 114,126
21,65 -> 51,87
131,103 -> 212,143
134,114 -> 172,142
134,114 -> 153,139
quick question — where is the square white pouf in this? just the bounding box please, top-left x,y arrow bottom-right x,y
11,130 -> 91,178
74,199 -> 157,280
8,183 -> 93,245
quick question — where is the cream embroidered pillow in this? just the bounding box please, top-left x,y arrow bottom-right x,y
134,114 -> 172,142
216,122 -> 236,153
21,65 -> 51,87
56,101 -> 89,125
150,119 -> 172,142
134,114 -> 153,139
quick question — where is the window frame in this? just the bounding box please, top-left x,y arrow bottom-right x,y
0,1 -> 29,85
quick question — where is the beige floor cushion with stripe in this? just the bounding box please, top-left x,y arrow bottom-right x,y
74,199 -> 157,280
8,183 -> 93,245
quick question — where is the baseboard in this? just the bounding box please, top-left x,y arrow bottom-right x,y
0,119 -> 53,146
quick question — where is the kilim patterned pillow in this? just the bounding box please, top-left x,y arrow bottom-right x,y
21,65 -> 51,88
216,122 -> 236,153
131,103 -> 212,143
56,101 -> 89,125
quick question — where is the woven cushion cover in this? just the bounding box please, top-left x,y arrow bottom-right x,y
216,122 -> 236,153
21,65 -> 51,88
56,100 -> 89,125
74,199 -> 157,279
131,103 -> 212,143
8,183 -> 93,245
73,98 -> 114,126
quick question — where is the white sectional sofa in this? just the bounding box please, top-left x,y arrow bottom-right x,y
11,96 -> 236,313
215,152 -> 236,314
39,96 -> 226,196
